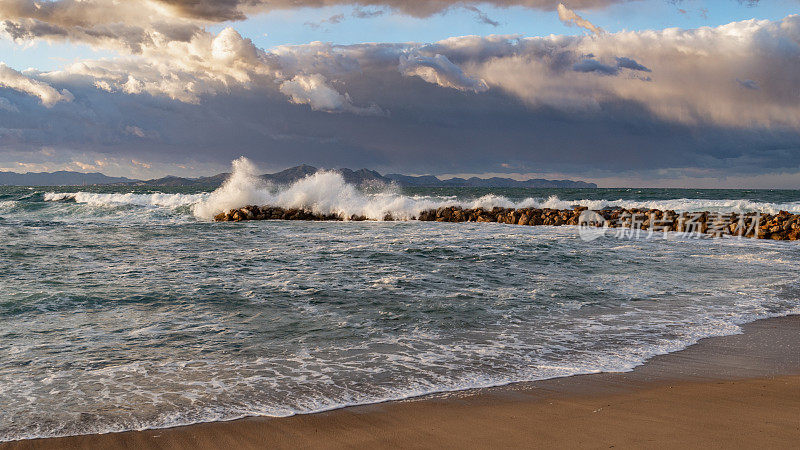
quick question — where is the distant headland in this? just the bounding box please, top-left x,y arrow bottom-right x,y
0,165 -> 598,189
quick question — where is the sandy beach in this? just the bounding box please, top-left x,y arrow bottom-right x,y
4,315 -> 798,449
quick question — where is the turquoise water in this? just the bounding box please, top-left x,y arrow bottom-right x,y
1,182 -> 799,441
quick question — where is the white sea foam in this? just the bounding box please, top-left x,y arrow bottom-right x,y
0,200 -> 17,211
44,191 -> 207,208
191,158 -> 447,220
2,203 -> 799,442
191,157 -> 269,219
518,196 -> 800,215
42,157 -> 800,220
190,158 -> 800,220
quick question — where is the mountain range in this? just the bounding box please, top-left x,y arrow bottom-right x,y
0,165 -> 597,188
0,171 -> 136,186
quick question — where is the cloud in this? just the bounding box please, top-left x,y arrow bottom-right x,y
572,58 -> 618,74
0,1 -> 201,53
151,1 -> 629,21
572,56 -> 650,75
464,6 -> 501,27
467,16 -> 800,127
279,73 -> 386,115
131,159 -> 152,169
2,14 -> 800,185
0,0 -> 629,53
2,0 -> 761,57
399,53 -> 489,92
0,64 -> 73,106
211,27 -> 260,63
123,125 -> 160,139
615,56 -> 650,72
19,15 -> 800,128
125,126 -> 147,138
557,3 -> 604,35
0,97 -> 19,112
305,13 -> 346,30
737,78 -> 760,90
352,7 -> 385,18
48,26 -> 274,103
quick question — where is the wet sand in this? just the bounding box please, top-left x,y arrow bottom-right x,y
4,315 -> 799,449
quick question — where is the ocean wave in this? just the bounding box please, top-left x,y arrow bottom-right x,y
39,158 -> 800,220
3,186 -> 800,441
44,192 -> 208,208
516,197 -> 800,215
191,158 -> 800,220
3,306 -> 797,443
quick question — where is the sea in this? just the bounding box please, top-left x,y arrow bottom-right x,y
1,159 -> 799,441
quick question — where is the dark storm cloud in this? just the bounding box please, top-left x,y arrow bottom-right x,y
4,15 -> 800,180
571,57 -> 651,75
572,58 -> 619,75
615,57 -> 651,72
3,76 -> 799,180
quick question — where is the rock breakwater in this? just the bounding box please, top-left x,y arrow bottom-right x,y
215,205 -> 800,240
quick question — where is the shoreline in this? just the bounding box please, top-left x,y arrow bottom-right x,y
4,314 -> 799,449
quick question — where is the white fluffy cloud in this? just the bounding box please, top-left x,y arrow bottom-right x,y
15,14 -> 800,128
3,9 -> 799,130
458,16 -> 800,127
399,53 -> 489,92
0,64 -> 73,106
4,0 -> 794,128
47,26 -> 274,103
279,73 -> 385,115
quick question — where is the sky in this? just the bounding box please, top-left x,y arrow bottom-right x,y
0,0 -> 799,187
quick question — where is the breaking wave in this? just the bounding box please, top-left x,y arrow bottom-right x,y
42,157 -> 800,221
516,197 -> 800,216
190,158 -> 800,220
44,192 -> 206,208
191,158 -> 448,221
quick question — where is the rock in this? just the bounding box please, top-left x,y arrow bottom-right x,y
208,204 -> 800,241
437,207 -> 453,221
418,210 -> 435,221
567,215 -> 579,225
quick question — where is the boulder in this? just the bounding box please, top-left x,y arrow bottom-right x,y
206,203 -> 799,241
